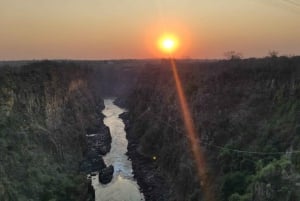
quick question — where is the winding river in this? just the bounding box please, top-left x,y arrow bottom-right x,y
91,99 -> 144,201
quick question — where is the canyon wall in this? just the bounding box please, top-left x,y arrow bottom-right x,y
124,57 -> 300,201
1,57 -> 299,201
0,61 -> 104,201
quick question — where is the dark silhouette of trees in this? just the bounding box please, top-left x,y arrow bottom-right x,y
224,51 -> 243,60
268,50 -> 279,58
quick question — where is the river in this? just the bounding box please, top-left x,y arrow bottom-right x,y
91,99 -> 144,201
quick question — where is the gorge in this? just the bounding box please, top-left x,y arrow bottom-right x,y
0,57 -> 299,201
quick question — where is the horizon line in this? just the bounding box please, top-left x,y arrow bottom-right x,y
1,55 -> 299,63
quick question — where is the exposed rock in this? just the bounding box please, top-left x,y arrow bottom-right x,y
99,165 -> 114,184
87,180 -> 96,201
113,97 -> 128,109
83,126 -> 112,173
119,108 -> 168,201
119,112 -> 130,130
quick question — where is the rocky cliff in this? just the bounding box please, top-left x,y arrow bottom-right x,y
0,61 -> 104,201
124,57 -> 300,201
1,57 -> 299,201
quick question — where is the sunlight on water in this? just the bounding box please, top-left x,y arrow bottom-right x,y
92,99 -> 144,201
92,174 -> 144,201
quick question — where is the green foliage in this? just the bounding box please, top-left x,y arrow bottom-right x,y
256,157 -> 291,182
229,193 -> 251,201
292,152 -> 300,172
256,162 -> 278,181
222,171 -> 249,200
0,61 -> 99,201
125,57 -> 300,201
229,193 -> 242,201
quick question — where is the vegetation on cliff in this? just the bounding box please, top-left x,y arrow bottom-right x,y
1,57 -> 299,201
125,57 -> 300,201
0,61 -> 102,201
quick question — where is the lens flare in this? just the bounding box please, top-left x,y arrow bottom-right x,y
156,32 -> 213,200
169,59 -> 215,201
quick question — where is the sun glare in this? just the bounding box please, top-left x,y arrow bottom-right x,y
163,39 -> 174,49
158,34 -> 179,54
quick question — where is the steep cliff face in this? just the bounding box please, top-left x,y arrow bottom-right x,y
125,57 -> 300,201
1,58 -> 299,201
0,61 -> 103,201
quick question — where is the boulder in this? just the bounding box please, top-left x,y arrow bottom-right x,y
99,165 -> 114,184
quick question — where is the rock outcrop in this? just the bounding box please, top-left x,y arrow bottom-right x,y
99,165 -> 114,184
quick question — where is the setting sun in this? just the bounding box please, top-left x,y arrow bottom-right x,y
158,34 -> 179,54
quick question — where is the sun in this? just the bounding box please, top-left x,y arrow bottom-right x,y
158,34 -> 179,54
163,39 -> 175,50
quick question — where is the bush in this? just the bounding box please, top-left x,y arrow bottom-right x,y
229,193 -> 241,201
222,171 -> 248,200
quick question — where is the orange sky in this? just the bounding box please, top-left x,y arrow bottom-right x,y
0,0 -> 299,60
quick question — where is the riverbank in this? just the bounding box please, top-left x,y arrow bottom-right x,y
118,110 -> 169,201
81,100 -> 113,200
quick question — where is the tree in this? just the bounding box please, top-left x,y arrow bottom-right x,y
224,51 -> 242,60
268,50 -> 279,58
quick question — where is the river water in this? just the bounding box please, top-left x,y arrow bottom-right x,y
91,99 -> 144,201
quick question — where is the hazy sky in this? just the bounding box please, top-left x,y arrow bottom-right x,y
0,0 -> 299,60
